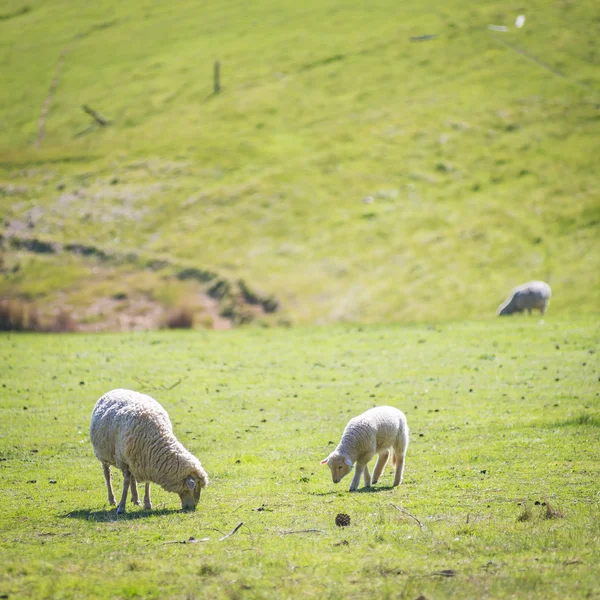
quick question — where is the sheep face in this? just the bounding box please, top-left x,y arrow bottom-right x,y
321,453 -> 353,484
497,303 -> 514,316
178,475 -> 204,511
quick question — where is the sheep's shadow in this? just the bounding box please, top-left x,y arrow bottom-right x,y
60,507 -> 180,521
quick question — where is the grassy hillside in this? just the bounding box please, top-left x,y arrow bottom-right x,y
1,319 -> 599,598
0,0 -> 599,327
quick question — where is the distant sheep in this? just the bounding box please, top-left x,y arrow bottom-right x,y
321,406 -> 409,492
90,389 -> 209,514
497,280 -> 551,316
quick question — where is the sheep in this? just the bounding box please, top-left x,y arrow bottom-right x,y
321,406 -> 409,492
90,389 -> 209,514
497,280 -> 551,316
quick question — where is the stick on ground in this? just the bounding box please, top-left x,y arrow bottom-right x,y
219,521 -> 244,541
162,536 -> 210,545
281,529 -> 324,535
390,502 -> 425,530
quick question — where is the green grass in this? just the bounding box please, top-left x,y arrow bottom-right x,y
1,0 -> 599,325
1,318 -> 598,598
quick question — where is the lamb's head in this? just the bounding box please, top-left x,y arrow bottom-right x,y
177,467 -> 209,511
321,453 -> 353,484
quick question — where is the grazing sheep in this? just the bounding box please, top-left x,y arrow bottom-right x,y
321,406 -> 409,492
90,389 -> 208,514
497,280 -> 552,316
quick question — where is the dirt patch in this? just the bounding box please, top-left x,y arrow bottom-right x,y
74,296 -> 164,332
1,233 -> 281,331
71,293 -> 232,332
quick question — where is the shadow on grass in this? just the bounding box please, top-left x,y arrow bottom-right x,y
310,485 -> 396,496
60,507 -> 180,521
548,413 -> 600,428
355,485 -> 396,494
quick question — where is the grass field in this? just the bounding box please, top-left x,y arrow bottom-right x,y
1,0 -> 599,326
1,318 -> 598,598
1,1 -> 599,598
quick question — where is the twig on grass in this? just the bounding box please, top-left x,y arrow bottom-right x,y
390,502 -> 424,531
162,536 -> 210,545
281,529 -> 324,535
133,377 -> 184,392
431,569 -> 457,578
219,521 -> 244,541
410,34 -> 437,42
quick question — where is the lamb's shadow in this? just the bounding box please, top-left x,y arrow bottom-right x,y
355,485 -> 396,494
60,507 -> 180,521
309,485 -> 395,496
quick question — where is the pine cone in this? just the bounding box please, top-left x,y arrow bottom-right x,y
335,513 -> 351,527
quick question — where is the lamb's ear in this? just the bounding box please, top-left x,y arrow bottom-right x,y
186,476 -> 196,490
320,458 -> 329,464
344,457 -> 353,467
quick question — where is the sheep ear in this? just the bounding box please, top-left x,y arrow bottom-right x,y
186,476 -> 196,490
320,458 -> 329,464
344,457 -> 353,467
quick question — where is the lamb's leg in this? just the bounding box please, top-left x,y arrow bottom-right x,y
362,464 -> 372,488
393,448 -> 406,487
129,473 -> 141,506
102,462 -> 116,506
116,466 -> 131,514
349,462 -> 367,492
143,483 -> 152,510
372,450 -> 390,484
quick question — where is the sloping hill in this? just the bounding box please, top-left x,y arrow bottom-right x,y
1,0 -> 598,328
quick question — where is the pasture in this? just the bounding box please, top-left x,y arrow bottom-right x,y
1,0 -> 599,326
1,318 -> 598,598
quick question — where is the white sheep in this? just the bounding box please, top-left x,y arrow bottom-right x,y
90,389 -> 209,514
321,406 -> 409,492
497,280 -> 552,316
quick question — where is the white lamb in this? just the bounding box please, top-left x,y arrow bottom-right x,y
90,389 -> 209,514
321,406 -> 409,492
497,280 -> 552,316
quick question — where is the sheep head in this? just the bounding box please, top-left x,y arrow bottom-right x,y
178,469 -> 208,511
321,453 -> 353,484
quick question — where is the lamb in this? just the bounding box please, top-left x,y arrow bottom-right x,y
497,280 -> 551,316
90,389 -> 209,514
321,406 -> 409,492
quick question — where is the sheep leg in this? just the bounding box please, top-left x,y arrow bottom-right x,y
393,448 -> 406,486
102,462 -> 116,506
349,462 -> 367,492
362,464 -> 372,488
143,483 -> 152,510
129,473 -> 141,506
371,450 -> 390,484
116,466 -> 131,514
